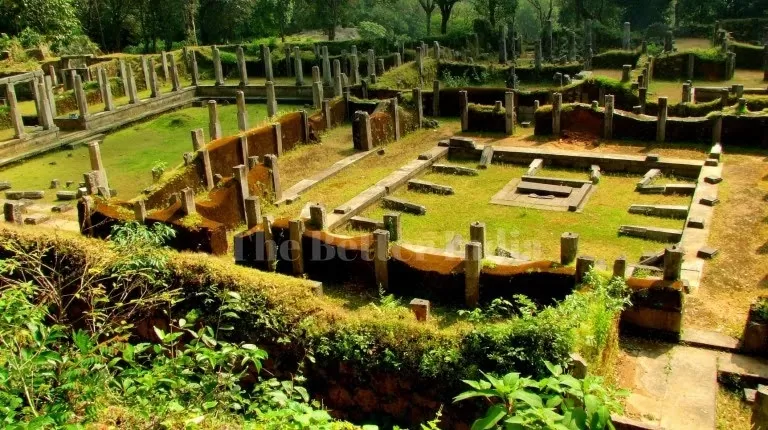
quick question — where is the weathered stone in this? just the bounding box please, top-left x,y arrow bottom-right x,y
24,214 -> 50,225
517,181 -> 572,197
382,197 -> 426,215
56,191 -> 77,200
51,204 -> 73,213
687,217 -> 705,229
383,213 -> 401,241
0,181 -> 10,191
590,165 -> 601,184
560,232 -> 579,265
697,246 -> 718,259
619,225 -> 683,242
699,196 -> 720,206
407,179 -> 454,195
373,229 -> 389,289
704,175 -> 723,184
349,216 -> 384,231
431,164 -> 478,176
637,168 -> 661,188
409,298 -> 430,321
704,158 -> 719,167
465,241 -> 481,308
628,204 -> 689,219
575,255 -> 595,283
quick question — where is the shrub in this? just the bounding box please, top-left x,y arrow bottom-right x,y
358,21 -> 389,40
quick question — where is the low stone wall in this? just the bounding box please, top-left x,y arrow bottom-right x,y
466,103 -> 506,132
620,278 -> 685,340
195,84 -> 321,103
653,51 -> 727,81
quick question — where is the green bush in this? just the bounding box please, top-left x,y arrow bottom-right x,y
358,21 -> 389,40
591,50 -> 641,69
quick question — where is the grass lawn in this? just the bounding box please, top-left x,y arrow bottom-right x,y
353,160 -> 692,263
0,103 -> 303,203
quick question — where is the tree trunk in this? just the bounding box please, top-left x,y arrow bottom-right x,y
329,25 -> 336,41
440,11 -> 450,34
426,10 -> 432,36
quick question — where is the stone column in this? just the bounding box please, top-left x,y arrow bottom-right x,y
294,46 -> 304,86
191,128 -> 205,151
212,46 -> 224,86
412,88 -> 423,128
169,53 -> 181,91
262,45 -> 274,82
720,88 -> 729,108
622,22 -> 631,50
88,141 -> 109,192
356,111 -> 373,150
309,203 -> 326,230
560,232 -> 579,265
663,245 -> 683,281
433,80 -> 441,117
377,58 -> 385,76
374,229 -> 390,289
36,81 -> 55,130
48,64 -> 58,86
367,49 -> 375,78
552,92 -> 562,136
727,52 -> 736,80
621,65 -> 631,82
141,56 -> 150,90
245,196 -> 261,229
119,59 -> 128,96
639,87 -> 647,113
266,81 -> 278,117
198,148 -> 214,190
604,94 -> 614,139
575,256 -> 595,283
74,75 -> 89,119
734,84 -> 744,98
233,164 -> 250,222
351,53 -> 360,85
236,90 -> 248,131
133,200 -> 147,223
160,51 -> 169,81
126,67 -> 139,104
712,115 -> 722,144
312,65 -> 321,83
613,256 -> 627,279
289,219 -> 305,275
300,110 -> 310,142
190,51 -> 199,86
389,97 -> 400,140
657,97 -> 668,143
321,46 -> 332,86
236,46 -> 248,86
465,241 -> 482,308
148,58 -> 160,98
333,59 -> 342,97
44,75 -> 57,118
504,91 -> 515,135
181,188 -> 196,215
208,100 -> 222,140
99,68 -> 114,111
682,82 -> 691,103
469,222 -> 486,257
460,90 -> 469,131
312,81 -> 323,109
534,40 -> 542,74
264,154 -> 281,200
499,25 -> 508,64
6,84 -> 25,139
322,99 -> 331,129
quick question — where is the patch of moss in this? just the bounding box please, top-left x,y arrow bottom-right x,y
179,212 -> 204,230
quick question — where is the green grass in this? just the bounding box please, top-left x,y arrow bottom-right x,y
353,161 -> 692,263
0,103 -> 303,202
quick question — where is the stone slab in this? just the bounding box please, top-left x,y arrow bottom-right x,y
382,196 -> 426,215
680,328 -> 739,353
431,163 -> 479,176
567,184 -> 592,212
349,216 -> 384,231
478,145 -> 494,169
23,214 -> 50,225
637,169 -> 661,188
659,346 -> 717,430
664,184 -> 697,195
697,246 -> 718,259
519,174 -> 592,188
618,225 -> 683,242
407,179 -> 454,195
629,204 -> 689,219
526,158 -> 543,176
517,181 -> 573,197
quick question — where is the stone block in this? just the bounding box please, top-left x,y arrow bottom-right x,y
51,204 -> 73,213
704,175 -> 723,184
349,216 -> 384,231
478,145 -> 494,169
637,185 -> 666,194
697,246 -> 718,259
56,191 -> 77,201
24,214 -> 50,225
704,158 -> 719,167
0,181 -> 10,191
687,217 -> 705,229
407,179 -> 454,195
517,181 -> 572,197
382,197 -> 426,215
448,136 -> 476,149
637,168 -> 661,188
645,154 -> 660,162
409,298 -> 430,321
699,196 -> 720,206
431,164 -> 479,176
526,158 -> 543,176
664,184 -> 696,195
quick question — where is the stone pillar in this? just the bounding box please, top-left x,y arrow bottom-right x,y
622,22 -> 631,50
148,58 -> 159,98
74,74 -> 89,119
245,196 -> 261,230
208,100 -> 222,140
312,81 -> 323,109
469,221 -> 486,257
133,200 -> 147,223
126,67 -> 139,104
734,84 -> 744,98
434,41 -> 441,60
682,82 -> 691,103
752,386 -> 768,430
321,99 -> 332,129
663,245 -> 684,281
212,46 -> 224,86
459,90 -> 469,131
289,219 -> 305,275
727,52 -> 736,80
190,51 -> 199,86
191,128 -> 205,151
312,65 -> 321,83
712,115 -> 722,144
499,25 -> 508,64
575,256 -> 595,283
361,79 -> 368,99
560,232 -> 579,265
118,59 -> 128,97
720,88 -> 729,108
465,241 -> 482,308
657,97 -> 668,143
367,49 -> 375,78
300,110 -> 310,142
621,65 -> 631,82
169,54 -> 181,91
356,111 -> 373,150
432,80 -> 441,117
613,256 -> 627,279
236,46 -> 248,86
534,40 -> 542,73
321,46 -> 332,86
552,92 -> 562,136
351,53 -> 360,85
44,75 -> 57,118
233,164 -> 250,221
88,141 -> 108,192
412,88 -> 423,128
373,229 -> 390,289
389,98 -> 400,140
272,123 -> 283,155
6,84 -> 25,139
504,91 -> 515,135
309,203 -> 327,230
198,148 -> 214,190
181,188 -> 196,215
264,154 -> 281,201
333,59 -> 342,97
294,46 -> 304,86
141,56 -> 150,90
266,81 -> 278,117
36,81 -> 54,130
395,52 -> 402,67
99,68 -> 114,111
262,45 -> 274,82
664,31 -> 674,51
639,87 -> 647,113
160,51 -> 169,81
48,64 -> 58,86
604,94 -> 614,139
384,213 -> 401,241
763,45 -> 768,82
236,90 -> 248,131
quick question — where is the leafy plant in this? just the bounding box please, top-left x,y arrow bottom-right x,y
454,361 -> 627,429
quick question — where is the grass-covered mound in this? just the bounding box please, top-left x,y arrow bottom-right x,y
0,225 -> 627,427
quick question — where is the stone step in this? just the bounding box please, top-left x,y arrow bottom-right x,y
431,163 -> 479,176
517,181 -> 572,197
382,197 -> 426,215
407,179 -> 454,195
629,204 -> 689,219
659,346 -> 717,429
680,328 -> 740,353
349,216 -> 384,231
520,174 -> 592,188
448,136 -> 476,149
618,225 -> 683,242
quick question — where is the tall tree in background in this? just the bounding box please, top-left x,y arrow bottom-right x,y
260,0 -> 295,42
472,0 -> 517,28
436,0 -> 461,33
418,0 -> 437,35
525,0 -> 552,28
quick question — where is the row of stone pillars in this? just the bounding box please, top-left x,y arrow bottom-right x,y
4,74 -> 60,139
457,89 -> 515,135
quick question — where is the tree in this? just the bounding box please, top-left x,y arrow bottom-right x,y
315,0 -> 350,40
418,0 -> 437,35
524,0 -> 552,29
472,0 -> 518,28
436,0 -> 461,34
260,0 -> 295,42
